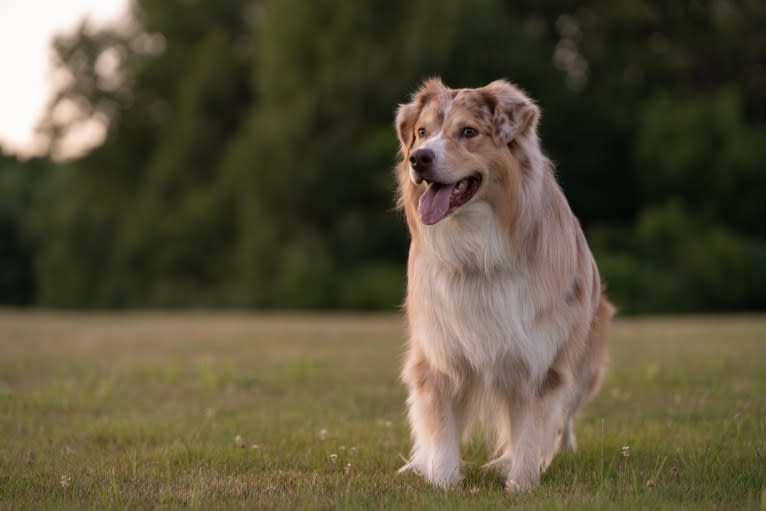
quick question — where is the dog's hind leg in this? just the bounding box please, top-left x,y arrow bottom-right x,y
400,349 -> 464,487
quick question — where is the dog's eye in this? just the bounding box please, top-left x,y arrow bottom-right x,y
461,127 -> 479,138
417,127 -> 426,138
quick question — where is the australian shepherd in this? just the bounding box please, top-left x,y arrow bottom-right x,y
394,78 -> 614,492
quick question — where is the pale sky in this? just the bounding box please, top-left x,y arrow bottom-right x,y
0,0 -> 129,158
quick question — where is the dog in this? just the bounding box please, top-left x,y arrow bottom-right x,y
394,78 -> 614,492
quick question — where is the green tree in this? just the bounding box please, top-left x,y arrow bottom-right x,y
6,0 -> 765,312
0,152 -> 51,304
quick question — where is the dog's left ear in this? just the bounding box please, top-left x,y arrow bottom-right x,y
483,80 -> 540,147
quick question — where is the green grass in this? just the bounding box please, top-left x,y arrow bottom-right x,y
0,311 -> 764,510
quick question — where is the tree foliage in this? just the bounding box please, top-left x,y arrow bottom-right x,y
2,0 -> 765,312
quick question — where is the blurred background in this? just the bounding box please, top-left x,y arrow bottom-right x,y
1,0 -> 765,313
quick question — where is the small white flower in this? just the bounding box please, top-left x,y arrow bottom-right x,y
344,462 -> 351,474
339,445 -> 346,451
621,446 -> 630,457
60,474 -> 71,488
329,453 -> 338,464
235,435 -> 246,448
251,444 -> 260,450
646,479 -> 655,488
318,429 -> 329,440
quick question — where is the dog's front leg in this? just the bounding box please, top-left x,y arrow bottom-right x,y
490,393 -> 547,493
400,351 -> 463,487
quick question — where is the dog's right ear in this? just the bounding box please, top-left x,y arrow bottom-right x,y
395,77 -> 448,151
395,102 -> 418,150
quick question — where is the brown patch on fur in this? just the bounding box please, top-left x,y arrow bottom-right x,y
540,367 -> 563,395
566,279 -> 584,306
585,297 -> 615,399
526,220 -> 542,262
411,358 -> 432,391
528,220 -> 541,244
486,152 -> 524,247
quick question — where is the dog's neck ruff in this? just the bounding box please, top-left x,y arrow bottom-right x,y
418,202 -> 511,276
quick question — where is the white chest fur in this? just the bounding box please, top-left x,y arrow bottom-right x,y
409,204 -> 565,387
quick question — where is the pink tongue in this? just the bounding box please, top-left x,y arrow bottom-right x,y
418,183 -> 455,225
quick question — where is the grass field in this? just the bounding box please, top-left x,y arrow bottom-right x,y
0,311 -> 764,510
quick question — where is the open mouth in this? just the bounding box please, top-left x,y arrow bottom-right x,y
417,175 -> 482,225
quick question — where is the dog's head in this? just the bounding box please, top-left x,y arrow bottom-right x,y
395,78 -> 543,228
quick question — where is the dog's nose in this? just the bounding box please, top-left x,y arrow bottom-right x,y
409,148 -> 434,175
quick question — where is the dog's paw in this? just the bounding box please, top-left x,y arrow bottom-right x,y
505,479 -> 522,494
428,470 -> 464,488
505,475 -> 539,494
504,469 -> 540,494
436,461 -> 465,485
397,457 -> 463,488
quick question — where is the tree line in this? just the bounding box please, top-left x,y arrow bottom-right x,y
2,0 -> 765,312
